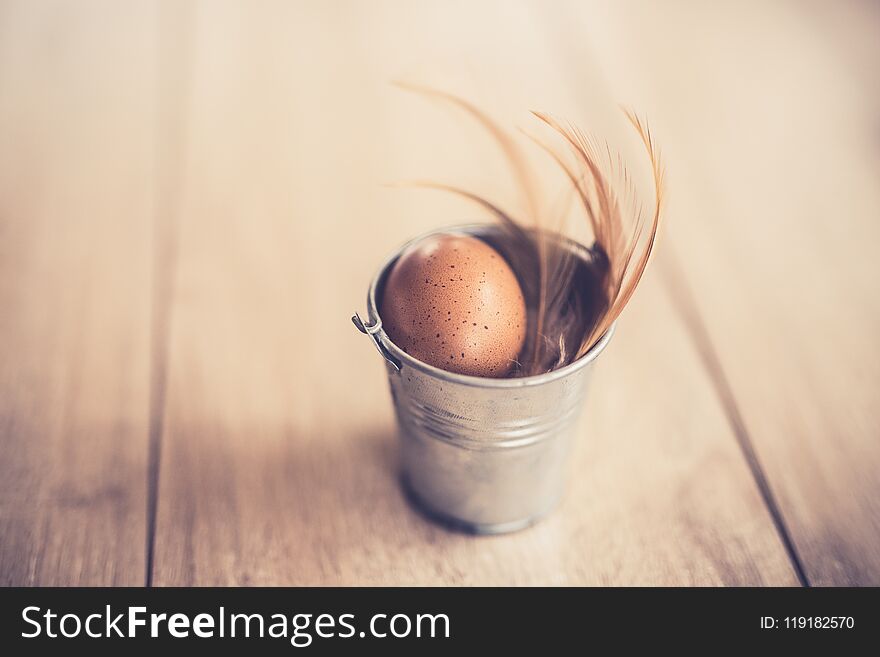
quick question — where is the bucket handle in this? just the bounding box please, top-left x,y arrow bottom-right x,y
351,313 -> 402,373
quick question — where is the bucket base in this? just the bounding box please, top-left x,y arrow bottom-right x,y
400,473 -> 559,535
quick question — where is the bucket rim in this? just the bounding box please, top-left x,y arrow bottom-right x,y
365,223 -> 616,389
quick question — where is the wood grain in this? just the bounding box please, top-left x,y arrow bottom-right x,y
151,0 -> 797,585
0,1 -> 156,585
562,0 -> 880,585
3,0 -> 873,588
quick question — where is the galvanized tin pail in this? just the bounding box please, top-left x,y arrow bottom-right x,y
353,224 -> 614,534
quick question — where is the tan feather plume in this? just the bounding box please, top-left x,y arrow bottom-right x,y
398,86 -> 664,376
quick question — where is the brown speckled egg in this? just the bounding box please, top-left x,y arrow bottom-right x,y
379,233 -> 526,377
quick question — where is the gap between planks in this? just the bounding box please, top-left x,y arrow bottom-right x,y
146,0 -> 195,588
658,253 -> 810,587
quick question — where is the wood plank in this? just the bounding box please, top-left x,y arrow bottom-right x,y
0,1 -> 156,585
152,0 -> 797,585
562,0 -> 880,585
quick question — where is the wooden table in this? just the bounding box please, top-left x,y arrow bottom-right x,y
1,0 -> 878,586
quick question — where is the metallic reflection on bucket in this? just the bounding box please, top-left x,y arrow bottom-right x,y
354,225 -> 614,534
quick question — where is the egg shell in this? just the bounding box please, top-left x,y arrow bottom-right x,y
379,233 -> 526,378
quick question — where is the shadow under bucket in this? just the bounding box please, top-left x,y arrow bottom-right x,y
354,224 -> 614,534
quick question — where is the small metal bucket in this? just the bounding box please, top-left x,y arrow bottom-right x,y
353,224 -> 614,534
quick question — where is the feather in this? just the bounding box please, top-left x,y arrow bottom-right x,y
397,86 -> 664,375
